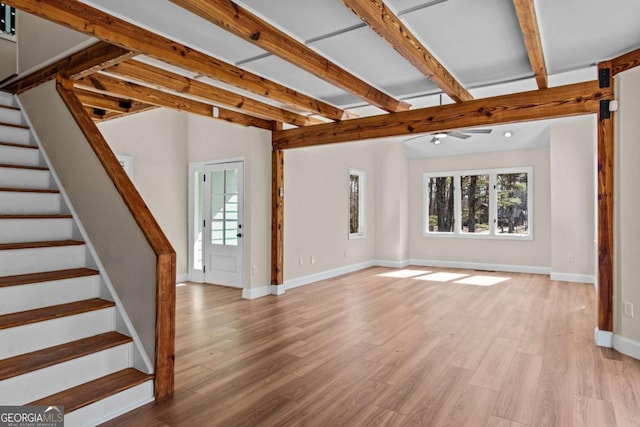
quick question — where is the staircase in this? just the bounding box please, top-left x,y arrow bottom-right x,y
0,91 -> 154,426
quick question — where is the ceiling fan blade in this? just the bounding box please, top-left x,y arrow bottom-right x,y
430,137 -> 439,143
461,129 -> 493,134
448,132 -> 471,140
403,134 -> 430,143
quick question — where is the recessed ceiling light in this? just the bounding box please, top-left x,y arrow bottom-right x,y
504,131 -> 513,138
434,132 -> 448,139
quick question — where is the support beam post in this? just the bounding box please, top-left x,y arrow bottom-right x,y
271,133 -> 285,287
597,61 -> 614,332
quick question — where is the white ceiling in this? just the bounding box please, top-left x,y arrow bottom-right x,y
77,0 -> 639,155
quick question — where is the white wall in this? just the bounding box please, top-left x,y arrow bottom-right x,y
284,141 -> 377,281
16,11 -> 92,75
0,37 -> 17,81
549,115 -> 597,281
408,147 -> 552,270
615,66 -> 640,343
188,114 -> 272,289
375,140 -> 409,263
98,109 -> 189,278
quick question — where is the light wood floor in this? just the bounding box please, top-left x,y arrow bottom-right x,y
102,267 -> 640,426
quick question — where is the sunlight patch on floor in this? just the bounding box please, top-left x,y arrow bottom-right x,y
453,275 -> 510,286
414,272 -> 469,282
377,269 -> 431,278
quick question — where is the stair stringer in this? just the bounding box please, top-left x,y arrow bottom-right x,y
15,94 -> 154,376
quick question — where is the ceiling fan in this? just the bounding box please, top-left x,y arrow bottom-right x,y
404,128 -> 493,145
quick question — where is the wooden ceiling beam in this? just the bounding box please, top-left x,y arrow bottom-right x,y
2,0 -> 348,121
170,0 -> 410,113
75,87 -> 152,114
106,60 -> 324,127
75,74 -> 275,130
273,80 -> 611,149
341,0 -> 472,103
2,41 -> 134,94
513,0 -> 548,89
611,47 -> 640,76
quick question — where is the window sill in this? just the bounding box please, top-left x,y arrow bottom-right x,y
349,233 -> 367,240
0,33 -> 16,43
423,232 -> 533,241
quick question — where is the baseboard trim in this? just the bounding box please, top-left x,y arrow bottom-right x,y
373,259 -> 411,268
550,272 -> 595,284
410,259 -> 551,275
176,273 -> 189,284
595,327 -> 640,360
284,260 -> 375,290
242,286 -> 271,300
271,284 -> 285,296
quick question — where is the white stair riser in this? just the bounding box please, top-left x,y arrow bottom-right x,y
0,167 -> 50,189
0,308 -> 115,359
66,380 -> 153,427
0,275 -> 99,315
0,343 -> 132,405
0,145 -> 40,167
0,245 -> 85,277
0,218 -> 72,244
0,191 -> 60,214
0,125 -> 30,145
0,93 -> 16,108
0,108 -> 23,126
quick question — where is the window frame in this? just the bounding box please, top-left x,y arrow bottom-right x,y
348,168 -> 367,240
423,166 -> 533,240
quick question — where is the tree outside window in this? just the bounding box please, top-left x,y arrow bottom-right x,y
349,169 -> 366,239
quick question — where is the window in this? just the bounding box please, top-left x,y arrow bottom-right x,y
349,169 -> 366,239
0,5 -> 16,37
423,167 -> 533,239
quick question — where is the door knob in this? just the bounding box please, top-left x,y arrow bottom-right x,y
236,233 -> 243,238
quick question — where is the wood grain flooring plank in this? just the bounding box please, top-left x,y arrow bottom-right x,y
494,351 -> 543,424
470,337 -> 520,391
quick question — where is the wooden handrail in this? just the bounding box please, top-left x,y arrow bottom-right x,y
55,75 -> 175,399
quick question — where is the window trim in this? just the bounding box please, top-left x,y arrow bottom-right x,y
423,166 -> 533,240
348,168 -> 366,240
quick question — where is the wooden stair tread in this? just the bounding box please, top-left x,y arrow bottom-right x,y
0,141 -> 38,149
0,298 -> 114,330
0,163 -> 48,171
29,368 -> 153,413
0,121 -> 29,130
0,187 -> 58,193
0,105 -> 20,111
0,332 -> 132,381
0,240 -> 84,251
0,214 -> 72,219
0,268 -> 98,288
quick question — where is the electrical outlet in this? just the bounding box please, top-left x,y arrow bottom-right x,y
344,249 -> 348,258
310,256 -> 316,265
568,254 -> 575,264
252,265 -> 258,275
624,302 -> 634,318
298,257 -> 304,266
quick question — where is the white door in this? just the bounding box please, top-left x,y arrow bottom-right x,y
203,161 -> 243,287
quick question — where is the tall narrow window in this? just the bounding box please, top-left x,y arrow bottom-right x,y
0,5 -> 16,37
349,169 -> 366,239
460,174 -> 490,234
426,176 -> 455,232
496,172 -> 529,236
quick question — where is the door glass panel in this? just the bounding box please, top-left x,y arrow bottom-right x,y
225,221 -> 238,246
211,170 -> 224,194
211,195 -> 225,220
193,171 -> 204,270
225,195 -> 238,220
225,169 -> 238,194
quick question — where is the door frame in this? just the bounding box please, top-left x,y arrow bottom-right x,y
188,157 -> 245,288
